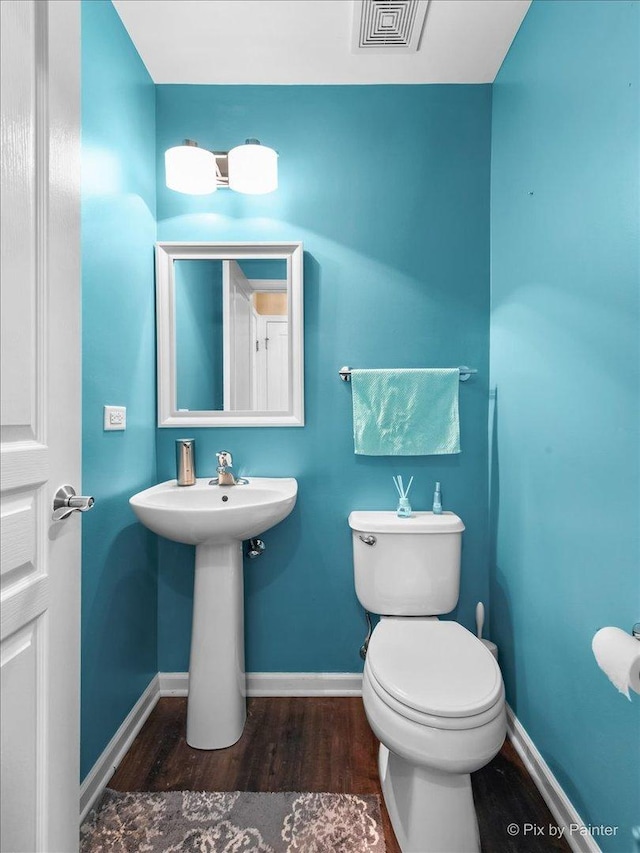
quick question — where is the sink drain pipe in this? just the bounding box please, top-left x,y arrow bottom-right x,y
247,538 -> 266,559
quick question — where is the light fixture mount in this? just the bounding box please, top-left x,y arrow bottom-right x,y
212,152 -> 229,188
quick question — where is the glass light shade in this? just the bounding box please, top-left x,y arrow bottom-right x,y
228,140 -> 278,195
165,144 -> 217,195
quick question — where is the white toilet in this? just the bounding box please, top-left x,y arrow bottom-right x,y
349,510 -> 506,853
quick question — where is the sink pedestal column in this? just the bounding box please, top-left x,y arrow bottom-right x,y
186,542 -> 246,749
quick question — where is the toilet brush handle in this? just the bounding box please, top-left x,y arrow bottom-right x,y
476,602 -> 485,640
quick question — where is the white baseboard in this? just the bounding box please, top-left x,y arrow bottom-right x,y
158,671 -> 189,696
248,672 -> 363,696
506,705 -> 601,853
79,675 -> 159,824
158,671 -> 363,697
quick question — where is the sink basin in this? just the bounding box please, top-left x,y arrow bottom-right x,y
129,477 -> 297,545
129,475 -> 297,751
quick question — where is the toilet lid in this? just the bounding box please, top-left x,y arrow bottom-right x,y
367,619 -> 503,718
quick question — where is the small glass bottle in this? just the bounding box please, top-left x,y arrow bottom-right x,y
397,496 -> 412,518
432,481 -> 442,514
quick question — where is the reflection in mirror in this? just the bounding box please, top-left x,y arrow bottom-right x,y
175,258 -> 288,413
156,243 -> 303,427
175,260 -> 223,411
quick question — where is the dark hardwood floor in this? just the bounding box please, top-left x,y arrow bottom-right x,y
110,697 -> 570,852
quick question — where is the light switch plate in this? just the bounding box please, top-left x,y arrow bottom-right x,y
104,405 -> 126,431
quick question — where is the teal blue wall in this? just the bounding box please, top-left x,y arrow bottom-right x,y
490,1 -> 639,847
175,260 -> 223,411
155,84 -> 493,673
81,0 -> 158,780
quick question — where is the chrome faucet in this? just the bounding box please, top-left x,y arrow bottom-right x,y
210,450 -> 248,486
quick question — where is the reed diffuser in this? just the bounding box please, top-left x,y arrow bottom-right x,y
393,474 -> 414,518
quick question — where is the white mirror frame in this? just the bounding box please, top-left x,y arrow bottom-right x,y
156,241 -> 304,427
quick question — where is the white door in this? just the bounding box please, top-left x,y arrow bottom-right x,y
0,2 -> 81,852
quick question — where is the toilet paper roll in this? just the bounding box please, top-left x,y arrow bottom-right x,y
592,627 -> 640,699
481,639 -> 498,661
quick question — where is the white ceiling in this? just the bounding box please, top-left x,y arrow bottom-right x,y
111,0 -> 531,85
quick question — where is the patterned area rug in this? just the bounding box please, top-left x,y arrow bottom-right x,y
80,789 -> 386,852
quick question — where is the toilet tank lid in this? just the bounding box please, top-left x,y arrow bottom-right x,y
349,511 -> 464,534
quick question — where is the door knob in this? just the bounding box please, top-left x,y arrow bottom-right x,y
52,485 -> 95,521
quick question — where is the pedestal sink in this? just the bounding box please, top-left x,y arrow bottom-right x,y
129,477 -> 297,749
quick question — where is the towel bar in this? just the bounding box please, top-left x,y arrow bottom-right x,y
338,366 -> 477,383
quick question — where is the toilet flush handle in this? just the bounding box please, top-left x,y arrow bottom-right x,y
359,534 -> 376,546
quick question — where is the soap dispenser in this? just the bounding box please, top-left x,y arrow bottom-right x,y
176,438 -> 196,486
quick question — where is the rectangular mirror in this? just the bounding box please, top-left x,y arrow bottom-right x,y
156,242 -> 304,426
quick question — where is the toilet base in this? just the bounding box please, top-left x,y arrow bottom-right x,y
379,744 -> 480,853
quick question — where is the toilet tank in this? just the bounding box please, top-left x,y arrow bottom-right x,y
349,511 -> 465,616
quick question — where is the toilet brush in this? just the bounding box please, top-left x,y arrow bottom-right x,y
475,601 -> 485,639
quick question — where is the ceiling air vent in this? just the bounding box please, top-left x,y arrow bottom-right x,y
352,0 -> 430,54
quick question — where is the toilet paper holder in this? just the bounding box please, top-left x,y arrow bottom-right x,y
593,624 -> 640,699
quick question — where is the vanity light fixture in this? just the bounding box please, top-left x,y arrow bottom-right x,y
164,138 -> 278,196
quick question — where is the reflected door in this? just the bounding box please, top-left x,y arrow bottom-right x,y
255,316 -> 288,411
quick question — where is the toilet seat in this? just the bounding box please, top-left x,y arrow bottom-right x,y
366,619 -> 504,729
365,664 -> 504,731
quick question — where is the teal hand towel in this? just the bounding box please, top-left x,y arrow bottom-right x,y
351,368 -> 461,456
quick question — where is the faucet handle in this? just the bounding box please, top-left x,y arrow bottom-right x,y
216,450 -> 233,469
